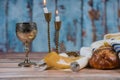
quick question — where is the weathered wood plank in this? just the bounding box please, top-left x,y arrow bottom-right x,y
0,59 -> 41,63
0,68 -> 119,80
82,0 -> 92,46
0,52 -> 46,59
0,77 -> 120,80
0,0 -> 120,52
103,0 -> 108,34
0,53 -> 120,80
58,0 -> 82,51
93,0 -> 105,40
89,0 -> 98,41
0,67 -> 39,72
0,0 -> 7,52
0,59 -> 38,63
80,0 -> 84,47
0,68 -> 119,76
0,63 -> 20,68
118,0 -> 120,31
106,0 -> 119,33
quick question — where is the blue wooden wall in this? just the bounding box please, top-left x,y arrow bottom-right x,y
0,0 -> 120,52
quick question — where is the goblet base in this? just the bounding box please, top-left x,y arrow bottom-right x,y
18,58 -> 36,67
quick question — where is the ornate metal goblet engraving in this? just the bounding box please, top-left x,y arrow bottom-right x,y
16,22 -> 37,67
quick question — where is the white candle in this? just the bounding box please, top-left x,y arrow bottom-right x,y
56,16 -> 60,21
43,7 -> 48,13
43,0 -> 48,13
55,10 -> 60,21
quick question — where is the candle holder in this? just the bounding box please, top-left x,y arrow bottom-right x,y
54,21 -> 61,53
44,13 -> 51,53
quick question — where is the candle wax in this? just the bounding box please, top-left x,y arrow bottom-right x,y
43,7 -> 48,13
56,16 -> 60,22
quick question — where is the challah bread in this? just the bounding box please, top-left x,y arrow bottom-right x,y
89,46 -> 119,69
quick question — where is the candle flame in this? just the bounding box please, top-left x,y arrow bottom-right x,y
43,0 -> 46,6
56,10 -> 58,15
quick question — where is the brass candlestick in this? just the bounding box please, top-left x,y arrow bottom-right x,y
44,13 -> 51,53
54,21 -> 61,53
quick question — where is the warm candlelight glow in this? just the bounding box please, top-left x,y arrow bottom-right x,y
56,10 -> 58,15
43,0 -> 46,6
43,0 -> 48,13
55,9 -> 60,22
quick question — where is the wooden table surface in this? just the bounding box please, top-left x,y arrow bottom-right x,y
0,52 -> 120,80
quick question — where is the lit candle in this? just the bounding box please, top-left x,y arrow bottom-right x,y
55,10 -> 60,21
43,0 -> 48,13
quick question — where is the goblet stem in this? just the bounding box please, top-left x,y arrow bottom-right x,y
18,41 -> 36,67
24,41 -> 30,57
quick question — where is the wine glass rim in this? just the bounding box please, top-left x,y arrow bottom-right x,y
16,22 -> 36,25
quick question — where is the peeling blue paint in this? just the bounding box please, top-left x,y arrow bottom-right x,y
0,0 -> 120,52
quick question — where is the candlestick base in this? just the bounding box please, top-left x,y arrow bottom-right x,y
18,57 -> 36,67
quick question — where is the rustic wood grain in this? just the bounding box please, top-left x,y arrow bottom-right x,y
0,53 -> 120,80
0,52 -> 46,59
